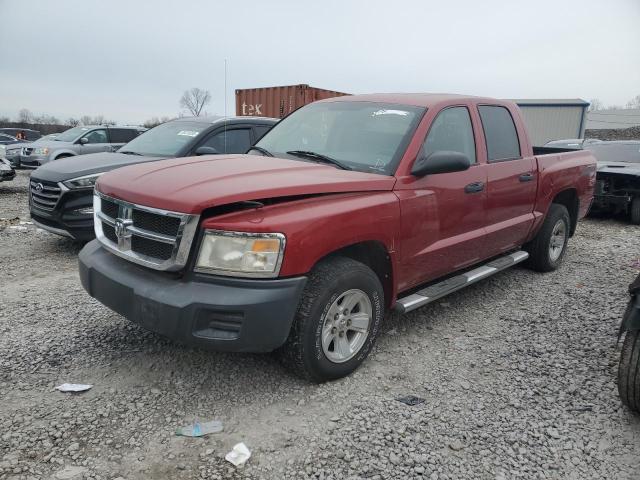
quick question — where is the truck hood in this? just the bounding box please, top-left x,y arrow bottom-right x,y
32,152 -> 167,183
597,161 -> 640,177
96,154 -> 396,214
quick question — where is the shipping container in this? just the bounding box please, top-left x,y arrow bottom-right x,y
236,84 -> 350,118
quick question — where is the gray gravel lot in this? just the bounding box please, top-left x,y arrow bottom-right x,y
1,170 -> 640,479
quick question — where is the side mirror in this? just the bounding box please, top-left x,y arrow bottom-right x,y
79,137 -> 89,145
195,146 -> 219,156
411,150 -> 471,177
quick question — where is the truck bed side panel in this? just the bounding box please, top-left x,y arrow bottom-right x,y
527,150 -> 596,241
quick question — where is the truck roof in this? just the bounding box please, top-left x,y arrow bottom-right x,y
317,93 -> 514,109
173,115 -> 279,124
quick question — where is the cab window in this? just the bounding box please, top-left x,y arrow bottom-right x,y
423,107 -> 476,163
478,105 -> 521,161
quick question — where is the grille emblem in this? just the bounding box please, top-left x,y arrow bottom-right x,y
114,218 -> 133,250
35,183 -> 44,192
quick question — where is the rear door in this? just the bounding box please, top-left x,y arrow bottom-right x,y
396,105 -> 489,290
480,105 -> 537,255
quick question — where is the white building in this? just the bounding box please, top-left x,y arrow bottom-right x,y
511,99 -> 589,146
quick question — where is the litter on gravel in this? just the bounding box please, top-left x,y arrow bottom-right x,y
225,442 -> 251,467
55,383 -> 93,393
395,395 -> 426,406
175,419 -> 223,437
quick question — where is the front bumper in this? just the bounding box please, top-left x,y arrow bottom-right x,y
20,155 -> 47,169
591,193 -> 630,211
29,185 -> 95,241
79,241 -> 307,352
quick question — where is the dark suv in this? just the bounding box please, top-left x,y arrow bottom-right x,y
29,116 -> 277,240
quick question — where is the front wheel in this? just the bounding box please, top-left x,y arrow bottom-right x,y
618,327 -> 640,413
277,257 -> 384,382
525,204 -> 571,272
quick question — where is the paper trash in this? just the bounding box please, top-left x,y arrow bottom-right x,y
225,442 -> 251,466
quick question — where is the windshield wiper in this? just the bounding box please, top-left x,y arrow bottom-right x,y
247,146 -> 273,157
286,150 -> 351,170
119,150 -> 143,156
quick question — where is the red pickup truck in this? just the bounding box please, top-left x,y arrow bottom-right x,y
79,94 -> 596,381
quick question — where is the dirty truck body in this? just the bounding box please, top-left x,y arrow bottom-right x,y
79,94 -> 596,381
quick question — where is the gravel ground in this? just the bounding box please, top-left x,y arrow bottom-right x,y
1,169 -> 640,480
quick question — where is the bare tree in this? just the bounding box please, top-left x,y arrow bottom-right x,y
588,99 -> 603,111
18,108 -> 33,123
143,116 -> 174,129
33,114 -> 60,125
626,95 -> 640,109
66,118 -> 80,127
180,88 -> 211,116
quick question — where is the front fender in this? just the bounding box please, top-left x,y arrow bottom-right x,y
199,191 -> 401,277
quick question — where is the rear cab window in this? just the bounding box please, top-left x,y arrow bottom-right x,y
478,105 -> 521,161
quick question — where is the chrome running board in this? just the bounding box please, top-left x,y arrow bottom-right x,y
394,250 -> 529,314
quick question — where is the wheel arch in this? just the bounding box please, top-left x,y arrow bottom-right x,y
312,240 -> 395,309
54,152 -> 75,160
551,188 -> 579,236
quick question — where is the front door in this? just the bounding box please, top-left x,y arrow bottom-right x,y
79,128 -> 110,154
396,105 -> 489,291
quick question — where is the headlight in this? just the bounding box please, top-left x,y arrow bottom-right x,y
33,147 -> 50,155
195,230 -> 285,278
63,173 -> 102,189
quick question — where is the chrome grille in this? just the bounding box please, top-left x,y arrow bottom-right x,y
30,180 -> 62,211
94,192 -> 199,271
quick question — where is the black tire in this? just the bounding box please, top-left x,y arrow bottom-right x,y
55,154 -> 72,160
618,327 -> 640,413
525,204 -> 571,272
277,257 -> 384,382
630,197 -> 640,225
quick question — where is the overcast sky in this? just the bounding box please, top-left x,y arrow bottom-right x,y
1,0 -> 639,125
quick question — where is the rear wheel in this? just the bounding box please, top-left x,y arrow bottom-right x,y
618,327 -> 640,413
630,197 -> 640,225
525,204 -> 571,272
277,257 -> 384,382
